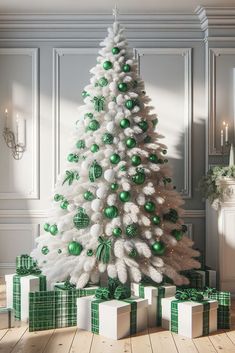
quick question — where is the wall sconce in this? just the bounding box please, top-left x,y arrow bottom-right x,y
220,121 -> 230,154
3,109 -> 26,160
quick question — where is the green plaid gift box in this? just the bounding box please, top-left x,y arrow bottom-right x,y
29,291 -> 55,332
16,254 -> 35,270
55,291 -> 77,328
0,308 -> 14,329
131,282 -> 176,327
183,271 -> 204,289
218,306 -> 231,329
206,290 -> 231,329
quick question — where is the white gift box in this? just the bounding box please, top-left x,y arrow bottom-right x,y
5,274 -> 14,308
131,282 -> 176,327
0,308 -> 15,329
196,270 -> 217,288
161,296 -> 218,338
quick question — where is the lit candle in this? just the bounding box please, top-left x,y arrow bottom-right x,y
221,129 -> 224,147
4,108 -> 8,128
225,124 -> 229,143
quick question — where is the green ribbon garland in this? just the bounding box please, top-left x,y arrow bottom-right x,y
92,96 -> 105,112
96,236 -> 111,264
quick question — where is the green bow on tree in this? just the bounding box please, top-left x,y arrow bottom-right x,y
62,170 -> 80,185
92,96 -> 105,112
96,236 -> 112,264
175,288 -> 204,302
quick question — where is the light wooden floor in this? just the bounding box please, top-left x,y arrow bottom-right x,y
1,280 -> 235,353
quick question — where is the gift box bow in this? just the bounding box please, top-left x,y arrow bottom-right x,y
175,289 -> 204,302
16,265 -> 42,276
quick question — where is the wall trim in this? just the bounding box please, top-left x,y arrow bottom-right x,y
196,6 -> 235,32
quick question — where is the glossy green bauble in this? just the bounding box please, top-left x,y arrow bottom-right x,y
163,208 -> 179,223
129,249 -> 137,258
110,153 -> 121,165
120,118 -> 130,129
125,99 -> 135,110
118,82 -> 128,92
89,161 -> 103,182
144,201 -> 156,213
68,241 -> 83,256
126,137 -> 136,149
54,194 -> 63,202
88,120 -> 100,131
73,209 -> 90,229
44,223 -> 50,232
111,183 -> 119,191
49,224 -> 58,235
131,155 -> 141,166
162,149 -> 167,155
151,241 -> 166,256
112,47 -> 120,55
103,61 -> 113,70
149,154 -> 158,163
58,249 -> 62,254
132,172 -> 145,185
85,112 -> 94,119
98,77 -> 108,87
90,144 -> 99,153
171,229 -> 183,241
181,224 -> 188,233
87,249 -> 94,256
83,191 -> 95,201
73,155 -> 79,163
112,227 -> 122,237
126,223 -> 138,237
76,139 -> 85,149
152,215 -> 161,225
60,200 -> 69,209
104,206 -> 119,219
41,246 -> 49,255
122,64 -> 131,72
138,121 -> 148,132
166,177 -> 172,183
102,133 -> 114,145
119,191 -> 131,202
67,153 -> 74,162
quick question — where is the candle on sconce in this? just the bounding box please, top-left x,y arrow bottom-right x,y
4,108 -> 8,128
225,124 -> 229,143
221,129 -> 224,147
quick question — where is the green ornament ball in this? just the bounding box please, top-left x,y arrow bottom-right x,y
110,153 -> 121,165
73,155 -> 79,163
126,223 -> 138,237
132,172 -> 145,185
49,224 -> 58,236
89,161 -> 103,182
144,201 -> 156,213
73,209 -> 90,229
68,241 -> 83,256
58,249 -> 62,254
138,120 -> 148,132
129,249 -> 137,258
83,191 -> 95,201
149,154 -> 158,163
98,77 -> 108,87
171,229 -> 183,241
151,241 -> 166,255
103,61 -> 113,70
41,246 -> 49,255
76,139 -> 85,149
44,223 -> 50,232
60,200 -> 69,209
120,118 -> 130,129
152,215 -> 161,225
67,153 -> 74,162
112,47 -> 120,55
104,206 -> 119,219
111,183 -> 119,191
122,64 -> 131,72
88,120 -> 100,131
112,227 -> 122,237
163,208 -> 179,223
162,149 -> 167,155
125,99 -> 135,110
126,137 -> 136,149
87,249 -> 94,256
90,144 -> 99,153
117,82 -> 128,92
102,133 -> 114,145
131,155 -> 141,166
119,191 -> 131,202
54,194 -> 63,202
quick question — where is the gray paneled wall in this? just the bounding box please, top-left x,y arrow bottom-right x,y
1,8 -> 233,273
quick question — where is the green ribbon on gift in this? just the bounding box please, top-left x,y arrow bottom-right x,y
95,287 -> 112,300
175,288 -> 204,302
123,298 -> 138,334
55,280 -> 76,291
96,236 -> 111,264
91,299 -> 105,334
16,254 -> 35,270
95,284 -> 131,300
16,265 -> 42,276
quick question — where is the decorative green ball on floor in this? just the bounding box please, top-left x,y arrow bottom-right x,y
138,120 -> 148,132
117,82 -> 128,92
49,224 -> 58,235
126,137 -> 136,149
89,161 -> 103,182
149,154 -> 158,163
90,144 -> 99,153
125,99 -> 135,110
102,133 -> 114,144
126,223 -> 138,237
132,170 -> 145,184
112,47 -> 120,55
103,61 -> 113,70
122,64 -> 131,72
110,183 -> 119,191
104,206 -> 119,219
44,223 -> 50,232
76,139 -> 85,149
41,246 -> 49,255
88,120 -> 100,131
110,153 -> 121,164
163,208 -> 179,223
98,77 -> 108,87
73,208 -> 90,229
131,155 -> 141,166
181,224 -> 188,233
151,241 -> 166,255
171,229 -> 183,241
68,241 -> 83,256
87,249 -> 94,256
152,215 -> 161,225
54,194 -> 63,202
83,191 -> 95,201
67,153 -> 75,162
129,249 -> 137,258
120,118 -> 130,129
60,200 -> 69,209
119,191 -> 131,202
144,201 -> 156,213
112,227 -> 122,237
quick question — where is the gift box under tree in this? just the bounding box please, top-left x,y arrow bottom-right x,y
131,282 -> 176,327
195,269 -> 217,288
0,308 -> 15,329
205,289 -> 231,329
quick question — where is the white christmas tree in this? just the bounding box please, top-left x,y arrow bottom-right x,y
32,19 -> 200,288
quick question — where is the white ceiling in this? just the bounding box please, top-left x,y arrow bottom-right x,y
1,0 -> 235,14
